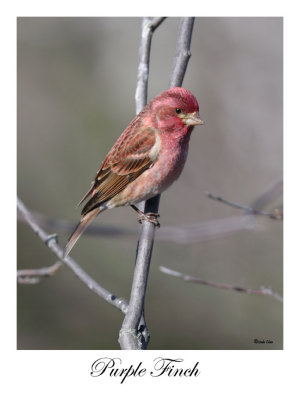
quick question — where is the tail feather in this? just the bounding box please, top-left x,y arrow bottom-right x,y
63,208 -> 100,258
76,184 -> 94,208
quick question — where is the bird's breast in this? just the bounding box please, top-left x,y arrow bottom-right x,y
108,133 -> 191,208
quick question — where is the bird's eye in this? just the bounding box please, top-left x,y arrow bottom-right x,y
175,108 -> 182,114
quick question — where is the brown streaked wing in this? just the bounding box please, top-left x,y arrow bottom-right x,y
80,125 -> 157,216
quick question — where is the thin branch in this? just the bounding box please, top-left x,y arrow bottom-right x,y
17,261 -> 62,284
119,17 -> 165,350
206,192 -> 283,220
17,197 -> 129,314
119,17 -> 196,350
169,17 -> 195,88
159,266 -> 283,303
135,17 -> 166,113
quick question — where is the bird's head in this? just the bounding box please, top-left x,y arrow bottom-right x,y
150,87 -> 203,135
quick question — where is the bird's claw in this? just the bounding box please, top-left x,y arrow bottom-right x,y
138,212 -> 160,228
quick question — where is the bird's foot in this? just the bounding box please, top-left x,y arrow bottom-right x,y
137,212 -> 160,227
131,205 -> 160,227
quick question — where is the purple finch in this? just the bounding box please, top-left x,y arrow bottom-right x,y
64,87 -> 203,257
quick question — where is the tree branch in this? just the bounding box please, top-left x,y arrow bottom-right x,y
17,261 -> 62,284
169,17 -> 195,88
119,17 -> 196,350
159,266 -> 283,303
17,197 -> 129,314
135,17 -> 166,113
206,192 -> 283,220
119,17 -> 165,350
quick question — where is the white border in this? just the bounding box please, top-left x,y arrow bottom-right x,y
2,0 -> 298,398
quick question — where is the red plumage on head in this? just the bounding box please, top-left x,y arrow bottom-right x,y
148,87 -> 200,137
154,87 -> 199,112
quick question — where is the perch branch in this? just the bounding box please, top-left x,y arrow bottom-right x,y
119,17 -> 195,350
159,266 -> 283,303
119,17 -> 165,350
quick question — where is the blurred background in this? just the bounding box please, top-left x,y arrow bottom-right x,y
17,17 -> 283,350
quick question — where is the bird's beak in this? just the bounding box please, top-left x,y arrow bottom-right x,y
183,111 -> 204,126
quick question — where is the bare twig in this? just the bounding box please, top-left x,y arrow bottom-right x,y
17,197 -> 129,314
159,266 -> 283,303
206,192 -> 283,220
119,17 -> 196,350
17,261 -> 62,284
135,17 -> 166,113
169,17 -> 195,88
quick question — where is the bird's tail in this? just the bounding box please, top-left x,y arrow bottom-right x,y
63,208 -> 101,258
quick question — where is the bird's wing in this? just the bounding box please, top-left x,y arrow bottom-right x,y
79,124 -> 158,216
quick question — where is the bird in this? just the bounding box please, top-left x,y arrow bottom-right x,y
63,87 -> 203,257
